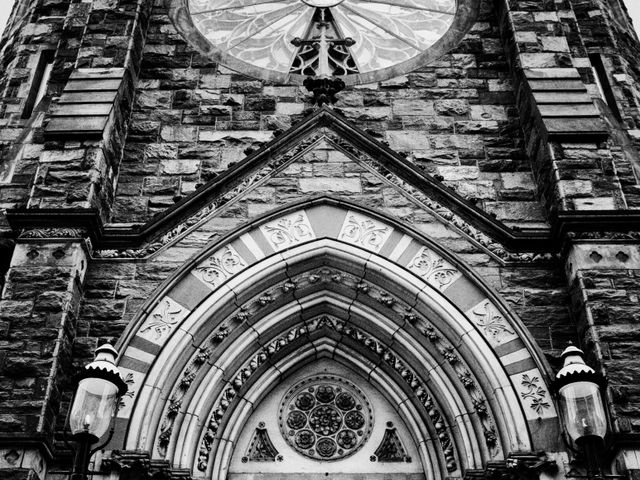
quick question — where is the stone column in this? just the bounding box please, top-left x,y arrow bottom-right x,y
0,229 -> 90,480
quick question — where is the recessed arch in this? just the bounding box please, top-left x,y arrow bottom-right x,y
114,197 -> 560,479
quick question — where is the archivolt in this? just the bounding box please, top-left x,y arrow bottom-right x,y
115,198 -> 558,478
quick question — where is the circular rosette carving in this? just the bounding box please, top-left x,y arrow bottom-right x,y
287,410 -> 307,430
295,430 -> 316,450
344,410 -> 365,430
337,430 -> 357,449
309,406 -> 342,435
295,392 -> 316,411
316,385 -> 335,403
335,392 -> 356,410
316,438 -> 338,458
278,375 -> 373,461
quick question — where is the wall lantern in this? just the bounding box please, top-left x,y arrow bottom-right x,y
68,344 -> 127,480
555,345 -> 608,480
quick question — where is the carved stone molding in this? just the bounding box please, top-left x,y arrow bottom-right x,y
157,324 -> 233,457
104,450 -> 193,480
196,315 -> 461,472
94,132 -> 324,259
91,125 -> 557,261
19,227 -> 88,239
420,322 -> 500,457
463,453 -> 557,480
326,131 -> 555,263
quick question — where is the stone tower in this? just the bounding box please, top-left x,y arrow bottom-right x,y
1,0 -> 640,479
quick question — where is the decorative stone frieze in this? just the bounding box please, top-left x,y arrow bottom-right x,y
196,315 -> 469,472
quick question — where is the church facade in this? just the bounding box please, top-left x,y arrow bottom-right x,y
1,0 -> 640,479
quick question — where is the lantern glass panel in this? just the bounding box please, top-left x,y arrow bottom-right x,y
559,381 -> 607,441
70,377 -> 119,439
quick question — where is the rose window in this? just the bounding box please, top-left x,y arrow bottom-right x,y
278,375 -> 373,460
168,0 -> 476,85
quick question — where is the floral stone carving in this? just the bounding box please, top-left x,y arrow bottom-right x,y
339,211 -> 392,253
408,247 -> 461,290
192,245 -> 246,289
278,375 -> 373,461
259,211 -> 315,251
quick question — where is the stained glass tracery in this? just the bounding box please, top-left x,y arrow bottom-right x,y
185,0 -> 457,81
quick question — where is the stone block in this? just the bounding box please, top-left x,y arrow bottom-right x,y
434,99 -> 470,116
385,131 -> 430,150
160,125 -> 197,142
299,178 -> 361,193
160,159 -> 200,175
392,100 -> 435,116
541,36 -> 570,52
437,166 -> 479,181
560,179 -> 593,197
275,103 -> 305,115
145,143 -> 178,159
520,53 -> 562,68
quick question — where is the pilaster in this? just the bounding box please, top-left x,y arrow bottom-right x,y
564,237 -> 640,462
496,0 -> 626,216
0,229 -> 91,480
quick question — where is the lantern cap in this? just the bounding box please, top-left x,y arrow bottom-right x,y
554,345 -> 605,391
76,343 -> 128,396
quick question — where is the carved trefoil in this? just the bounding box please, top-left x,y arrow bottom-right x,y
408,247 -> 461,291
339,211 -> 393,253
512,368 -> 556,421
192,244 -> 247,289
371,422 -> 411,462
242,423 -> 281,462
259,210 -> 315,251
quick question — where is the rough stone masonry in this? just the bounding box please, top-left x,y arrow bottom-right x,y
1,0 -> 640,479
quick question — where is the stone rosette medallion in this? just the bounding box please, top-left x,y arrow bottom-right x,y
278,375 -> 373,461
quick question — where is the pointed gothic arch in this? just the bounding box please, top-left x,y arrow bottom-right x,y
114,197 -> 560,479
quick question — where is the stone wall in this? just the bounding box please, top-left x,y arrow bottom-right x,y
2,0 -> 640,478
113,0 -> 541,228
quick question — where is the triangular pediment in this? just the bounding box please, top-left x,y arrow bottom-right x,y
8,107 -> 554,257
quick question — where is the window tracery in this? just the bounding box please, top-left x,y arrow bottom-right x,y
278,375 -> 374,460
170,0 -> 467,84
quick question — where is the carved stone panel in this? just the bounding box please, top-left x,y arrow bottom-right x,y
138,297 -> 189,344
511,368 -> 556,421
191,244 -> 247,290
338,211 -> 393,253
243,423 -> 282,462
465,299 -> 518,347
259,210 -> 316,251
407,246 -> 461,291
